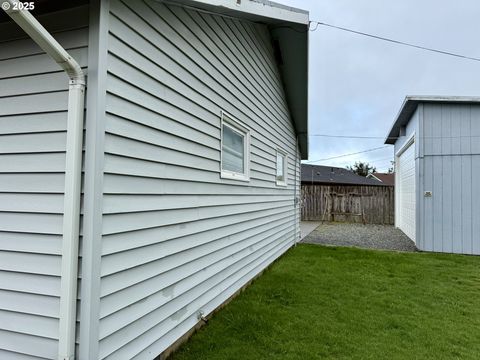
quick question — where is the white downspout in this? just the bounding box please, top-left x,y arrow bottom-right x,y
4,2 -> 85,359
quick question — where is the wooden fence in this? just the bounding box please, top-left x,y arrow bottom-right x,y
301,184 -> 394,225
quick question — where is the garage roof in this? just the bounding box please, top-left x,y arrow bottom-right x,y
385,96 -> 480,144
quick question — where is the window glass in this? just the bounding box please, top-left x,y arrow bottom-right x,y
276,153 -> 285,182
222,124 -> 245,173
276,151 -> 287,185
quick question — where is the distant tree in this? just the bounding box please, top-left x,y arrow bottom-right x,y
387,161 -> 395,174
347,161 -> 376,177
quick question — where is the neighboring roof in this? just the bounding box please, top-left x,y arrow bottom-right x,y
385,96 -> 480,144
368,173 -> 395,186
173,0 -> 309,159
301,164 -> 387,186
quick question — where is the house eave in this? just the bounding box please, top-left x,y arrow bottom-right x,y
167,0 -> 309,25
270,23 -> 308,159
167,0 -> 310,159
385,95 -> 480,145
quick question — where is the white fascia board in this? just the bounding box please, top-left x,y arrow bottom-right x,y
173,0 -> 309,24
385,95 -> 480,144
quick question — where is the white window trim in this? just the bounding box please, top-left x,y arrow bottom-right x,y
220,111 -> 250,182
276,148 -> 288,187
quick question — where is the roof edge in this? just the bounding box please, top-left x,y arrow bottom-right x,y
168,0 -> 310,159
385,95 -> 480,145
166,0 -> 309,25
301,164 -> 388,186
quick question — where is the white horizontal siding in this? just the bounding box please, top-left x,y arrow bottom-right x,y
132,240 -> 292,360
0,194 -> 64,214
98,0 -> 299,358
0,174 -> 65,193
101,232 -> 293,359
102,174 -> 294,195
101,204 -> 292,256
0,232 -> 61,255
99,222 -> 293,333
0,330 -> 58,359
0,112 -> 67,135
102,201 -> 292,235
0,5 -> 89,359
102,193 -> 292,214
101,211 -> 293,290
397,142 -> 416,241
0,349 -> 48,360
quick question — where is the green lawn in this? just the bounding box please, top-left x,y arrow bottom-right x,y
171,244 -> 480,360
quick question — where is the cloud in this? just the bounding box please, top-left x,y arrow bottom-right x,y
275,0 -> 480,171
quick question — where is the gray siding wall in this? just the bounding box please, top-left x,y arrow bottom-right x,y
0,6 -> 89,360
394,109 -> 419,154
97,0 -> 300,358
418,103 -> 480,254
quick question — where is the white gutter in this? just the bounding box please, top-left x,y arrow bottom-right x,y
3,2 -> 85,359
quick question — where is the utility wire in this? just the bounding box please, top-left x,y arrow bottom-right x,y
367,156 -> 394,163
330,156 -> 393,166
309,21 -> 480,63
309,134 -> 391,139
309,134 -> 480,140
167,1 -> 479,63
370,160 -> 395,167
305,145 -> 390,164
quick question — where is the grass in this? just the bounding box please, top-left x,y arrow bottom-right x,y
171,244 -> 480,360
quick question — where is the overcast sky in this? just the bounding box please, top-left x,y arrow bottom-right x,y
274,0 -> 480,171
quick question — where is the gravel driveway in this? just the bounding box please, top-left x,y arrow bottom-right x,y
302,222 -> 417,252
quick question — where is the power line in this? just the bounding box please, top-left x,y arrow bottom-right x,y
370,156 -> 393,161
372,159 -> 395,164
309,134 -> 390,139
305,145 -> 390,164
309,21 -> 480,63
330,156 -> 393,166
309,133 -> 480,140
371,160 -> 395,167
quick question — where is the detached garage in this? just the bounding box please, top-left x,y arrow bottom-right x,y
386,96 -> 480,255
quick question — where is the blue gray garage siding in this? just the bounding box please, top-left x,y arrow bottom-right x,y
394,103 -> 480,254
0,5 -> 89,359
419,103 -> 480,254
97,0 -> 301,358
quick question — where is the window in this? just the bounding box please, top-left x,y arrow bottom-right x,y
221,113 -> 250,181
276,150 -> 287,186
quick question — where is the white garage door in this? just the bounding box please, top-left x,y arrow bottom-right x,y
397,141 -> 416,242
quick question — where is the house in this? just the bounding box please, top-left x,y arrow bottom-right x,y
367,172 -> 395,186
385,96 -> 480,254
302,164 -> 386,186
0,1 -> 309,359
301,165 -> 394,224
